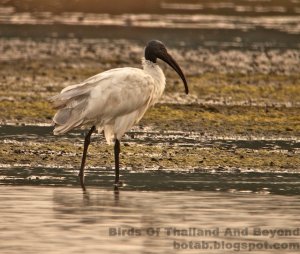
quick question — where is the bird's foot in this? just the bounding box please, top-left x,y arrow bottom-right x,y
78,173 -> 86,191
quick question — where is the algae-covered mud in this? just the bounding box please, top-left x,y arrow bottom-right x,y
0,38 -> 299,176
0,0 -> 299,184
0,124 -> 299,173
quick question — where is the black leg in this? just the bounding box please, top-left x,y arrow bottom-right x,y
114,139 -> 121,185
79,126 -> 95,190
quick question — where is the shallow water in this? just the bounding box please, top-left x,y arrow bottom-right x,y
1,186 -> 300,254
1,166 -> 300,195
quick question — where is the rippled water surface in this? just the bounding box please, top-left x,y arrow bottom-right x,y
1,186 -> 300,254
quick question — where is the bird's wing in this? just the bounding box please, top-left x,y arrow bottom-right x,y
50,68 -> 121,109
86,68 -> 155,120
51,67 -> 155,134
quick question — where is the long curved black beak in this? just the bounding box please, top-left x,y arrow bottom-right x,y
158,52 -> 189,94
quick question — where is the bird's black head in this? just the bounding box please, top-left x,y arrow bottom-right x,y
145,40 -> 166,63
145,40 -> 189,95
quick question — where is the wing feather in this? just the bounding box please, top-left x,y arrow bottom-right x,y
51,67 -> 154,135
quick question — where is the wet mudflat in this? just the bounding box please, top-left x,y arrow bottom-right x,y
1,124 -> 299,173
1,1 -> 300,253
0,124 -> 299,197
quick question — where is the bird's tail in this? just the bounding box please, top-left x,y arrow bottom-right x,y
50,89 -> 90,135
52,108 -> 84,135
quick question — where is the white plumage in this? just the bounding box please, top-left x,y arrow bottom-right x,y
51,58 -> 165,144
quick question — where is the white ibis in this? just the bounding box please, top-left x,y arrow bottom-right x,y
50,40 -> 188,189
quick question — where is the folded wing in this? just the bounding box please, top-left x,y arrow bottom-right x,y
50,68 -> 155,135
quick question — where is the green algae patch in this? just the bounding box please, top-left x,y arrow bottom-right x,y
0,101 -> 299,137
0,100 -> 54,122
182,73 -> 300,105
143,104 -> 300,136
1,56 -> 299,133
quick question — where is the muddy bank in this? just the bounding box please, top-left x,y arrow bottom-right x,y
0,38 -> 299,128
0,38 -> 299,173
1,125 -> 299,173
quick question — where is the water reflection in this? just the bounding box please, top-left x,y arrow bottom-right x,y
1,186 -> 299,254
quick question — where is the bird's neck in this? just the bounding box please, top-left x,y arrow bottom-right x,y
142,58 -> 166,89
142,58 -> 165,80
142,57 -> 157,69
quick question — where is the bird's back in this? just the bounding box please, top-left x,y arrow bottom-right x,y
50,64 -> 166,142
